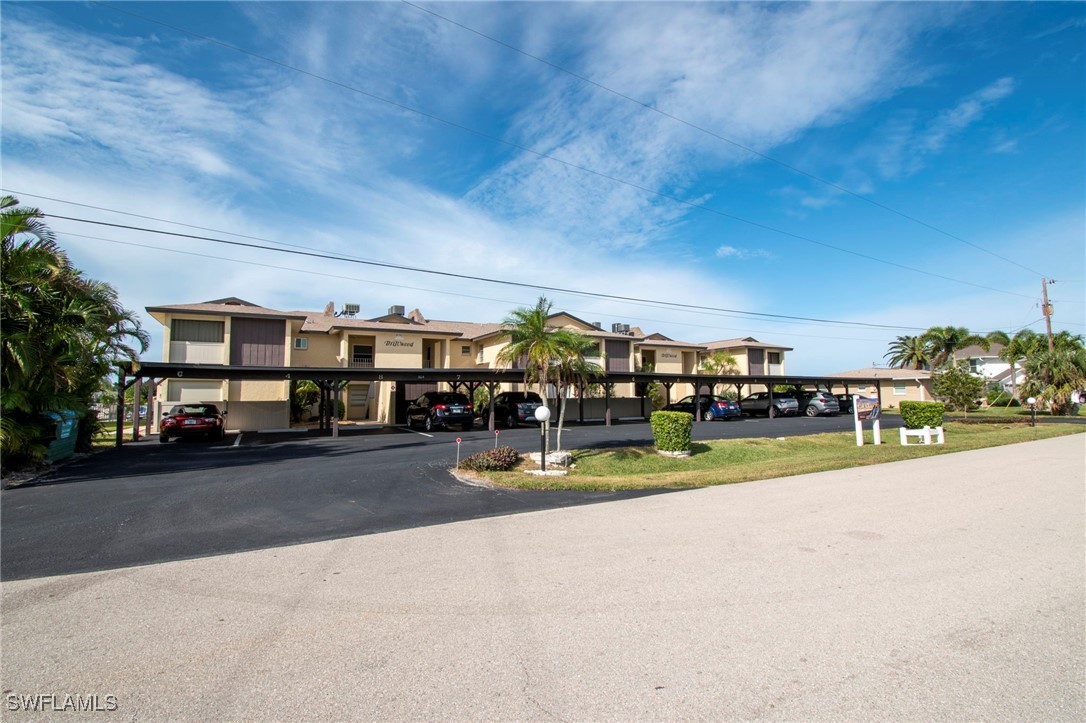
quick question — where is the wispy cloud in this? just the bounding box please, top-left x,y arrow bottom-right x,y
922,76 -> 1015,153
715,245 -> 773,260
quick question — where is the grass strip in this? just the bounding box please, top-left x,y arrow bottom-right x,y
478,422 -> 1084,491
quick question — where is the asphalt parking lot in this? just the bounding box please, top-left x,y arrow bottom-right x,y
1,414 -> 899,581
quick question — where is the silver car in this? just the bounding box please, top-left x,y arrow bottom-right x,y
739,392 -> 800,418
787,390 -> 841,417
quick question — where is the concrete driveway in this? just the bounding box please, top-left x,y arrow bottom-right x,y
2,435 -> 1082,720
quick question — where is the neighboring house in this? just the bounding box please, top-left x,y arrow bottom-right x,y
952,344 -> 1025,394
147,299 -> 759,429
829,367 -> 934,409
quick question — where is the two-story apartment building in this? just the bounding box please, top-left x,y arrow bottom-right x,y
147,298 -> 795,429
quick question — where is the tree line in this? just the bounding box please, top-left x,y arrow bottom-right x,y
1,197 -> 148,471
884,325 -> 1086,414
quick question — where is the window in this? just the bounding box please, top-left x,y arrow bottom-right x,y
171,319 -> 224,343
857,385 -> 867,393
585,343 -> 602,357
293,338 -> 308,350
893,381 -> 907,396
461,345 -> 472,355
767,351 -> 781,365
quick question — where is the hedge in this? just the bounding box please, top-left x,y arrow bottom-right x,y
650,411 -> 693,452
899,401 -> 946,429
461,446 -> 521,472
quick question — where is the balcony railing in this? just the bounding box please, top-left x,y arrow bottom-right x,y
169,341 -> 225,364
348,356 -> 374,369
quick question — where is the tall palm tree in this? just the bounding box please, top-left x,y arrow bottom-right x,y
920,326 -> 989,369
494,296 -> 565,402
998,330 -> 1039,402
552,330 -> 602,452
884,335 -> 930,370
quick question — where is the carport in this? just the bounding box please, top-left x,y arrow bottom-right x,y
116,362 -> 882,446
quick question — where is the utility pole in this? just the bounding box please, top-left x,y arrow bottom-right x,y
1041,278 -> 1055,353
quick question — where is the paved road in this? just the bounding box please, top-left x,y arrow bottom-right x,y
1,414 -> 885,580
2,435 -> 1082,720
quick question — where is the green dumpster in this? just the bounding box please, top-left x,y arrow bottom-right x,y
43,410 -> 80,462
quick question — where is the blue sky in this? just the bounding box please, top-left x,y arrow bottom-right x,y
3,1 -> 1084,373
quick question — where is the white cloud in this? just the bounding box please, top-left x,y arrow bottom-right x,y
922,77 -> 1015,153
715,245 -> 772,260
464,2 -> 934,249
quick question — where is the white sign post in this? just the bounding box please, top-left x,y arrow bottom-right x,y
853,395 -> 881,446
455,437 -> 462,469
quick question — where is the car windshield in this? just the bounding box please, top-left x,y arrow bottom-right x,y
172,405 -> 218,416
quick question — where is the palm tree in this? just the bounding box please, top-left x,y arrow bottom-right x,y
998,330 -> 1039,402
884,335 -> 930,370
920,326 -> 989,369
552,330 -> 602,453
1021,345 -> 1086,415
494,296 -> 565,401
2,196 -> 148,470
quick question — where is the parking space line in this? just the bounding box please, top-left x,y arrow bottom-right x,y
403,428 -> 434,438
233,433 -> 242,447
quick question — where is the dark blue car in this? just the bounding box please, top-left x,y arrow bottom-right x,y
664,395 -> 742,421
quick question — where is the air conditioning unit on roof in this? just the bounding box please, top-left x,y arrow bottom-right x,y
341,303 -> 360,317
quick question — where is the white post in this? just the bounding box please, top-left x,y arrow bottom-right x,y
872,419 -> 881,445
853,395 -> 863,446
456,437 -> 462,469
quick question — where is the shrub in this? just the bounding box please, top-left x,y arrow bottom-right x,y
900,401 -> 946,429
650,411 -> 693,452
461,445 -> 521,472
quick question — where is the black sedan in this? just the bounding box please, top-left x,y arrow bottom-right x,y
406,391 -> 474,432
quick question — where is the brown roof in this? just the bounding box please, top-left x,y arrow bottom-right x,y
954,343 -> 1005,359
702,337 -> 794,352
830,367 -> 932,380
146,300 -> 308,321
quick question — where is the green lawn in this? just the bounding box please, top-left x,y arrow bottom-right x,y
478,422 -> 1084,491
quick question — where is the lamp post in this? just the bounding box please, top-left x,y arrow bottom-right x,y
1027,397 -> 1036,427
534,406 -> 552,472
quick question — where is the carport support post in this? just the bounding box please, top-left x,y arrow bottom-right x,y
694,382 -> 702,424
115,367 -> 126,448
876,381 -> 883,411
604,383 -> 612,427
578,383 -> 585,424
131,377 -> 141,442
487,382 -> 496,432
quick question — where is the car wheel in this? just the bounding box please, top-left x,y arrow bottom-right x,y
805,404 -> 818,417
159,433 -> 170,443
767,406 -> 777,419
460,422 -> 473,432
702,409 -> 714,422
424,416 -> 434,432
506,412 -> 518,428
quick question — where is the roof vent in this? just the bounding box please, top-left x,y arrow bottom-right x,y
388,305 -> 406,317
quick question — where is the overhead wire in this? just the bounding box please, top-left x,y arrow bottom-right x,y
89,2 -> 1036,302
57,229 -> 904,342
48,212 -> 937,332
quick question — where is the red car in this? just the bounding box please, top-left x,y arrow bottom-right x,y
159,404 -> 227,442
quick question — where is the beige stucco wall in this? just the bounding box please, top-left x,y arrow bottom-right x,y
830,379 -> 933,409
293,334 -> 341,367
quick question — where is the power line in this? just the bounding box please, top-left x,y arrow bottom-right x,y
57,229 -> 902,342
89,2 -> 1036,302
399,0 -> 1047,279
47,212 -> 934,332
